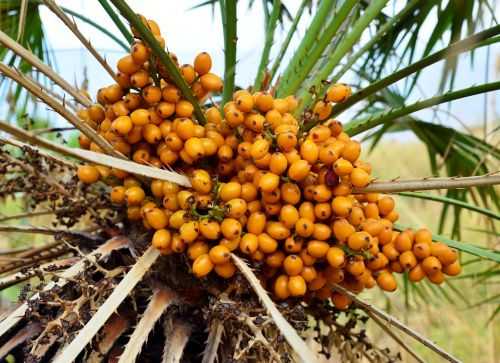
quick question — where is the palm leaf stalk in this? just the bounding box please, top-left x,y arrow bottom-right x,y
326,0 -> 422,86
397,191 -> 500,220
331,284 -> 461,363
0,63 -> 116,155
253,0 -> 281,91
344,80 -> 500,135
296,0 -> 390,113
278,0 -> 358,97
231,253 -> 318,362
330,24 -> 500,118
60,5 -> 129,50
0,237 -> 128,337
0,29 -> 92,107
42,0 -> 118,82
108,0 -> 207,125
97,0 -> 133,45
365,310 -> 425,363
220,0 -> 237,108
355,174 -> 500,193
276,0 -> 335,97
119,289 -> 176,362
53,246 -> 161,363
16,0 -> 28,42
0,120 -> 192,186
268,0 -> 308,84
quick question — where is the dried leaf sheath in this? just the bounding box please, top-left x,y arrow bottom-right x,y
53,246 -> 160,363
119,288 -> 176,363
0,237 -> 127,338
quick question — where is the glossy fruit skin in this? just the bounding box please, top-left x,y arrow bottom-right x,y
145,208 -> 168,229
274,275 -> 290,300
326,247 -> 345,268
221,218 -> 242,239
194,52 -> 212,75
188,241 -> 209,260
125,186 -> 146,205
377,272 -> 397,292
326,84 -> 352,103
258,233 -> 278,254
209,245 -> 230,265
77,165 -> 100,184
307,240 -> 330,258
214,262 -> 236,278
192,254 -> 214,277
283,255 -> 304,276
179,221 -> 199,243
152,229 -> 171,249
288,275 -> 307,297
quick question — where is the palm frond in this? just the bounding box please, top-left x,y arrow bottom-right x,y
276,0 -> 336,97
253,0 -> 281,91
278,0 -> 358,96
398,191 -> 500,220
297,0 -> 390,113
331,24 -> 500,118
97,0 -> 133,45
268,0 -> 309,83
345,81 -> 500,135
220,0 -> 237,107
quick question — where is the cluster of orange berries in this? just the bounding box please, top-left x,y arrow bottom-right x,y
76,16 -> 461,308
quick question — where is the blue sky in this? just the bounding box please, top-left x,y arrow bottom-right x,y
4,1 -> 500,138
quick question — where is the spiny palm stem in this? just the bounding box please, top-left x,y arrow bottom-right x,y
345,81 -> 500,136
53,246 -> 161,363
220,0 -> 237,108
327,0 -> 421,86
42,0 -> 118,82
97,0 -> 134,45
296,0 -> 389,112
269,0 -> 308,84
0,29 -> 92,107
60,5 -> 129,50
120,289 -> 176,363
0,210 -> 54,223
355,173 -> 500,193
0,225 -> 103,242
0,63 -> 117,156
398,191 -> 500,220
0,237 -> 128,338
16,0 -> 28,42
281,0 -> 358,96
277,0 -> 335,97
231,253 -> 318,363
331,284 -> 460,363
366,310 -> 425,363
0,257 -> 78,290
253,0 -> 281,91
